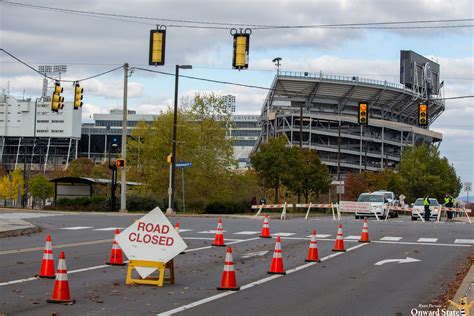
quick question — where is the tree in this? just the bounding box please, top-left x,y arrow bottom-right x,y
283,149 -> 331,202
397,144 -> 462,202
250,136 -> 291,203
128,93 -> 237,210
29,174 -> 54,209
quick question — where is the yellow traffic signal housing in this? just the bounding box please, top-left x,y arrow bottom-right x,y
418,103 -> 428,126
232,33 -> 250,70
167,154 -> 173,164
149,29 -> 166,66
51,82 -> 63,112
74,83 -> 83,109
358,102 -> 368,125
116,159 -> 125,168
53,82 -> 63,94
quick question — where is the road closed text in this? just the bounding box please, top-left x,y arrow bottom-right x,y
128,221 -> 174,246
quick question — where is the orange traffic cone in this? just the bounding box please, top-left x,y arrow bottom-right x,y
176,222 -> 186,254
260,214 -> 271,238
332,224 -> 346,252
37,234 -> 55,279
359,219 -> 370,243
212,218 -> 226,247
106,229 -> 126,266
305,229 -> 321,262
47,252 -> 75,304
217,246 -> 240,291
268,236 -> 286,274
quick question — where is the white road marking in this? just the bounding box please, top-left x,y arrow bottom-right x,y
374,257 -> 420,266
178,229 -> 192,233
0,237 -> 261,287
454,239 -> 474,244
183,237 -> 242,242
271,232 -> 296,237
344,235 -> 360,240
374,241 -> 470,247
157,243 -> 369,316
93,227 -> 124,231
380,236 -> 402,241
233,231 -> 260,235
198,230 -> 227,234
60,226 -> 94,230
417,238 -> 438,243
241,250 -> 269,259
0,212 -> 62,219
305,234 -> 331,238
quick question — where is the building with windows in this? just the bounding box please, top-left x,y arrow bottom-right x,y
0,93 -> 82,171
223,95 -> 236,113
230,114 -> 260,168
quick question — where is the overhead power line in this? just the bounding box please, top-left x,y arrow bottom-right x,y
2,49 -> 472,102
2,1 -> 473,30
0,48 -> 123,82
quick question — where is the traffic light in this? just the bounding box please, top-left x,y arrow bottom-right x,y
232,29 -> 251,70
74,83 -> 83,110
418,102 -> 428,126
358,102 -> 368,125
167,154 -> 173,164
149,29 -> 166,66
51,82 -> 63,112
116,159 -> 125,168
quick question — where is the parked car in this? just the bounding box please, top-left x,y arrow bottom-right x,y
411,198 -> 440,220
355,192 -> 397,219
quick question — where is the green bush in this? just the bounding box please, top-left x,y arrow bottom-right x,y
126,195 -> 164,212
204,201 -> 251,214
52,196 -> 108,211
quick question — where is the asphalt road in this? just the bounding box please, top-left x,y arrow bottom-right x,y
0,211 -> 472,315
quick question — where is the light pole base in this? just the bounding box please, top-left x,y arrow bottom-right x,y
166,208 -> 175,215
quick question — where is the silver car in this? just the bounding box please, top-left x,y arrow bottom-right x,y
411,198 -> 439,220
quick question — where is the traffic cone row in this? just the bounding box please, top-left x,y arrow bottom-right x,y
212,218 -> 226,247
217,246 -> 240,291
37,235 -> 56,279
106,229 -> 126,266
305,229 -> 321,262
260,214 -> 271,238
47,252 -> 75,304
332,224 -> 346,252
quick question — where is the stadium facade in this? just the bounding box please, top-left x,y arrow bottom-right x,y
256,51 -> 444,177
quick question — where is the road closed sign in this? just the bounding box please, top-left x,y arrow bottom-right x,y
116,207 -> 187,279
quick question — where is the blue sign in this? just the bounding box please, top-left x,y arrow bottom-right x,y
176,162 -> 192,168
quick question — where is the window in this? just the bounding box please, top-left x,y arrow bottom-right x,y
52,120 -> 64,123
52,130 -> 64,133
37,120 -> 49,123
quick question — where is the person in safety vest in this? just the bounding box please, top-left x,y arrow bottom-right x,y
423,195 -> 431,221
444,193 -> 454,221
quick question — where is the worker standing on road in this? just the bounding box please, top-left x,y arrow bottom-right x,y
423,195 -> 431,221
444,193 -> 454,221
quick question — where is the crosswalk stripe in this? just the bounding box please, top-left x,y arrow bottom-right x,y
179,229 -> 193,233
380,236 -> 402,241
60,226 -> 93,230
198,230 -> 227,234
271,232 -> 296,237
305,234 -> 331,238
417,238 -> 438,243
233,231 -> 260,235
93,227 -> 124,231
454,239 -> 474,244
345,235 -> 360,240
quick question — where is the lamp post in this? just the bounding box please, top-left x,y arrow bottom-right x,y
108,140 -> 118,212
166,64 -> 192,215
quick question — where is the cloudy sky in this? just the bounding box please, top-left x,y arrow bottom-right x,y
1,0 -> 473,188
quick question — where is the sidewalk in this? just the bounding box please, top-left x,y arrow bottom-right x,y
447,263 -> 474,311
0,218 -> 41,237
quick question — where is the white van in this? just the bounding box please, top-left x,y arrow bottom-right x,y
355,192 -> 398,219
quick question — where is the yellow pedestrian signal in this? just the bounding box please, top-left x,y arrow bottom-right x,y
116,159 -> 125,168
51,82 -> 63,112
74,83 -> 83,109
149,29 -> 166,66
358,102 -> 368,125
419,103 -> 428,126
167,154 -> 173,164
231,29 -> 251,70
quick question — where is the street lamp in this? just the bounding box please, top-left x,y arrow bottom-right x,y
167,64 -> 192,215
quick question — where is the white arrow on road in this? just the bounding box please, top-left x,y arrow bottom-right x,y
241,250 -> 269,259
374,257 -> 421,266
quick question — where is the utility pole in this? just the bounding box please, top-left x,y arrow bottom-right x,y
120,63 -> 128,213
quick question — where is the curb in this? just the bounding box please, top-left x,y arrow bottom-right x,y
0,219 -> 42,238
